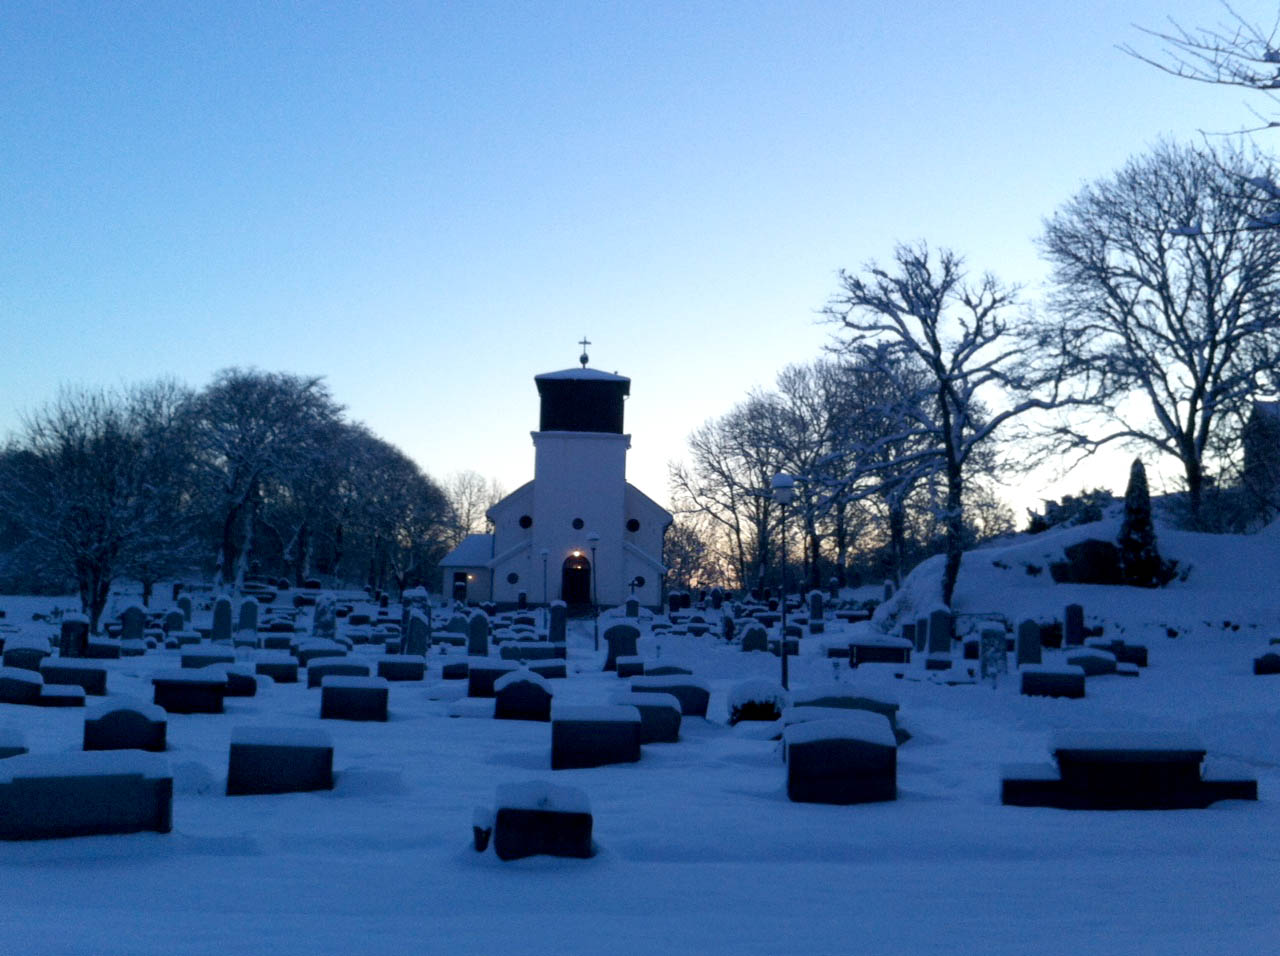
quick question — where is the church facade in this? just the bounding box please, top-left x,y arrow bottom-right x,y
439,361 -> 671,609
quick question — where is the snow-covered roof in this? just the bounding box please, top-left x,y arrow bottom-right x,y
440,533 -> 494,567
535,367 -> 630,384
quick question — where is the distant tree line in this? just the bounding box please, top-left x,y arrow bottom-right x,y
669,138 -> 1280,603
0,368 -> 492,632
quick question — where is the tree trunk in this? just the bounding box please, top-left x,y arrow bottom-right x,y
941,464 -> 964,607
888,503 -> 906,587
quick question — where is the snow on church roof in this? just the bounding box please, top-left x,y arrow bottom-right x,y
534,368 -> 630,385
439,533 -> 494,567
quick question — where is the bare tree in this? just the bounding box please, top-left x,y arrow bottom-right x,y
0,385 -> 190,631
443,470 -> 506,547
1037,140 -> 1280,527
1123,3 -> 1280,132
824,243 -> 1057,606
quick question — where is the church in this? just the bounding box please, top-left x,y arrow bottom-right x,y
439,352 -> 672,609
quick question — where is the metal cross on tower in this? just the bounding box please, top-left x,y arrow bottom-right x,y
578,336 -> 591,368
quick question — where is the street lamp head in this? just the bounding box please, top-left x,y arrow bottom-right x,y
539,549 -> 549,558
586,531 -> 600,545
770,473 -> 795,506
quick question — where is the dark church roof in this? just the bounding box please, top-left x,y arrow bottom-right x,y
534,368 -> 630,388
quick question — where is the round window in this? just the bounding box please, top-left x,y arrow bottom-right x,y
633,576 -> 646,588
626,518 -> 640,533
572,517 -> 584,530
507,572 -> 519,585
518,515 -> 532,529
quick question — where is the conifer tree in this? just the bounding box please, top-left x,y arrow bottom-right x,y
1117,459 -> 1170,587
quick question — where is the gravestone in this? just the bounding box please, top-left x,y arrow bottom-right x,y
723,615 -> 736,642
901,622 -> 916,649
59,616 -> 89,659
405,610 -> 431,656
625,598 -> 639,619
177,596 -> 193,622
162,610 -> 183,634
312,596 -> 337,640
467,612 -> 490,657
517,591 -> 528,611
883,579 -> 894,602
237,599 -> 259,634
667,594 -> 679,615
914,617 -> 929,653
808,591 -> 825,635
927,609 -> 953,655
212,597 -> 233,643
1016,620 -> 1042,667
741,624 -> 767,654
548,602 -> 567,644
602,624 -> 640,671
980,628 -> 1008,683
120,605 -> 146,642
1064,604 -> 1085,646
710,588 -> 723,611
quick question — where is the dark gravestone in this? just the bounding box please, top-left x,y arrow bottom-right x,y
59,618 -> 89,659
602,624 -> 640,671
254,654 -> 299,683
927,609 -> 953,654
307,661 -> 371,689
151,671 -> 226,714
616,692 -> 681,743
376,656 -> 426,681
493,672 -> 553,722
0,668 -> 43,705
625,598 -> 639,618
83,702 -> 167,752
40,661 -> 107,696
914,617 -> 929,653
630,677 -> 710,718
405,611 -> 431,656
1064,604 -> 1085,647
319,676 -> 389,721
468,659 -> 519,698
212,597 -> 233,643
549,602 -> 567,643
551,705 -> 641,770
785,713 -> 897,805
467,612 -> 490,657
807,592 -> 825,635
900,622 -> 915,649
491,782 -> 592,861
177,596 -> 193,622
1016,620 -> 1042,667
1021,665 -> 1086,699
741,624 -> 767,654
226,727 -> 333,795
237,599 -> 259,634
120,606 -> 146,641
163,610 -> 184,634
0,751 -> 173,839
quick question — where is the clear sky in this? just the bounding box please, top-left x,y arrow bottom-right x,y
0,1 -> 1258,517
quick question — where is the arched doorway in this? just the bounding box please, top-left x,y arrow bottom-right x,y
562,553 -> 591,606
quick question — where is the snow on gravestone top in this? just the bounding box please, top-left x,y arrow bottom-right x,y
630,676 -> 711,693
551,703 -> 641,724
41,658 -> 104,672
4,634 -> 51,653
783,705 -> 865,729
783,712 -> 896,749
1021,664 -> 1086,677
1049,730 -> 1206,755
319,675 -> 389,691
467,657 -> 518,672
612,691 -> 681,712
494,780 -> 591,814
230,725 -> 333,748
63,613 -> 89,625
85,697 -> 166,722
151,669 -> 227,684
0,750 -> 170,783
0,667 -> 42,686
791,683 -> 899,709
493,669 -> 552,693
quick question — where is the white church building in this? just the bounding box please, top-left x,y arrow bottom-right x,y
439,357 -> 672,609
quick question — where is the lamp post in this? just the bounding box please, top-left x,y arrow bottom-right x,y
770,473 -> 795,690
587,531 -> 600,652
540,548 -> 549,631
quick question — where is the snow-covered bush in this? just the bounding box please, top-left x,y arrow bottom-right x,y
727,680 -> 788,725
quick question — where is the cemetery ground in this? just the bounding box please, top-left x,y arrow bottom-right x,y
0,519 -> 1278,954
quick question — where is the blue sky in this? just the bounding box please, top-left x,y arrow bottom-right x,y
0,1 -> 1255,515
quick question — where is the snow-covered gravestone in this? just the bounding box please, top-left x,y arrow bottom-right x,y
741,623 -> 767,653
120,605 -> 146,642
312,596 -> 337,641
405,610 -> 431,656
237,598 -> 259,634
212,597 -> 233,642
980,628 -> 1008,684
467,611 -> 489,657
808,591 -> 825,635
1016,620 -> 1042,667
927,609 -> 953,655
59,616 -> 89,659
162,610 -> 183,634
1064,604 -> 1085,647
177,596 -> 192,623
625,598 -> 639,619
602,624 -> 639,672
226,726 -> 333,796
489,781 -> 593,861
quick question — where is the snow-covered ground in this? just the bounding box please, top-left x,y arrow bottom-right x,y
1,521 -> 1277,955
